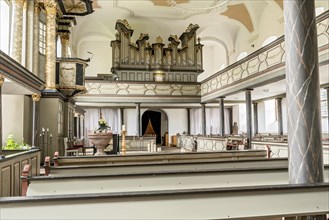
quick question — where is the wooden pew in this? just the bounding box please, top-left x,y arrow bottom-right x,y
2,183 -> 328,219
23,164 -> 329,196
45,157 -> 288,177
52,149 -> 268,166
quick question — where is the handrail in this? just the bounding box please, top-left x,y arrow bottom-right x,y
201,10 -> 329,84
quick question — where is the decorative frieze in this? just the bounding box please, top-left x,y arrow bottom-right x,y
201,12 -> 329,102
84,82 -> 201,96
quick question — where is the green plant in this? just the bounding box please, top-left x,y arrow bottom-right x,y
1,135 -> 31,150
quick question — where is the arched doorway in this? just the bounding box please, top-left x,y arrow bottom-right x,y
142,109 -> 168,144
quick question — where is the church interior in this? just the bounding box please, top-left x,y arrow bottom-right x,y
0,0 -> 329,219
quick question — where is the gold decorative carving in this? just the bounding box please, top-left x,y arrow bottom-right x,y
117,19 -> 131,30
0,75 -> 5,87
274,0 -> 283,9
185,24 -> 199,33
151,0 -> 188,7
12,0 -> 26,7
169,35 -> 179,43
32,94 -> 41,102
138,33 -> 149,41
44,1 -> 57,15
156,36 -> 163,44
34,0 -> 41,14
59,33 -> 70,45
221,4 -> 254,33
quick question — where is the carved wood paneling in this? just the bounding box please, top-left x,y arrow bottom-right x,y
0,150 -> 41,197
13,162 -> 20,196
1,166 -> 11,197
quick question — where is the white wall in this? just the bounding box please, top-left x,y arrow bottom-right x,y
78,40 -> 112,77
198,43 -> 227,82
163,109 -> 187,144
122,108 -> 187,145
232,105 -> 241,133
2,95 -> 25,145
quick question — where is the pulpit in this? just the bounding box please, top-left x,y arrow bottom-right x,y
56,58 -> 89,96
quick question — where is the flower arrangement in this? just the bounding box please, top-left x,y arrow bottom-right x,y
95,118 -> 111,133
1,135 -> 31,150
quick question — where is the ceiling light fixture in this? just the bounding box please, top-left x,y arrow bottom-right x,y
167,0 -> 231,14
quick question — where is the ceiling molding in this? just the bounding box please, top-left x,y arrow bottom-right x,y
92,0 -> 101,9
221,3 -> 254,33
274,0 -> 283,10
113,0 -> 135,17
151,0 -> 189,7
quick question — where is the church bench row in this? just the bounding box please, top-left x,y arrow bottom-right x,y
45,157 -> 288,177
23,164 -> 329,196
1,183 -> 328,219
253,141 -> 329,164
52,149 -> 268,166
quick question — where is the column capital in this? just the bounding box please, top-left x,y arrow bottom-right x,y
12,0 -> 27,7
0,75 -> 5,87
275,97 -> 283,101
252,101 -> 258,105
44,0 -> 57,15
219,96 -> 226,99
32,94 -> 41,102
59,33 -> 70,41
244,88 -> 253,93
34,1 -> 41,13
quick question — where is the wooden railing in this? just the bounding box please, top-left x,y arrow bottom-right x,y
0,149 -> 40,197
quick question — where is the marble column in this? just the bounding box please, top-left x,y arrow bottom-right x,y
31,94 -> 41,148
284,0 -> 324,186
275,98 -> 283,136
32,1 -> 40,76
136,103 -> 141,136
10,0 -> 26,63
201,103 -> 206,135
245,89 -> 253,149
0,76 -> 4,158
253,102 -> 258,135
219,97 -> 225,136
21,1 -> 27,66
44,1 -> 57,91
60,33 -> 70,58
25,0 -> 35,71
186,108 -> 191,135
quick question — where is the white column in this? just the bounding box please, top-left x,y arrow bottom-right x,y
31,94 -> 41,147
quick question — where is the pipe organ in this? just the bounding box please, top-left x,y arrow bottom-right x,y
111,19 -> 203,82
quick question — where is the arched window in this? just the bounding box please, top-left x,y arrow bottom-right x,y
0,0 -> 10,54
236,51 -> 248,61
262,36 -> 277,47
315,7 -> 325,16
